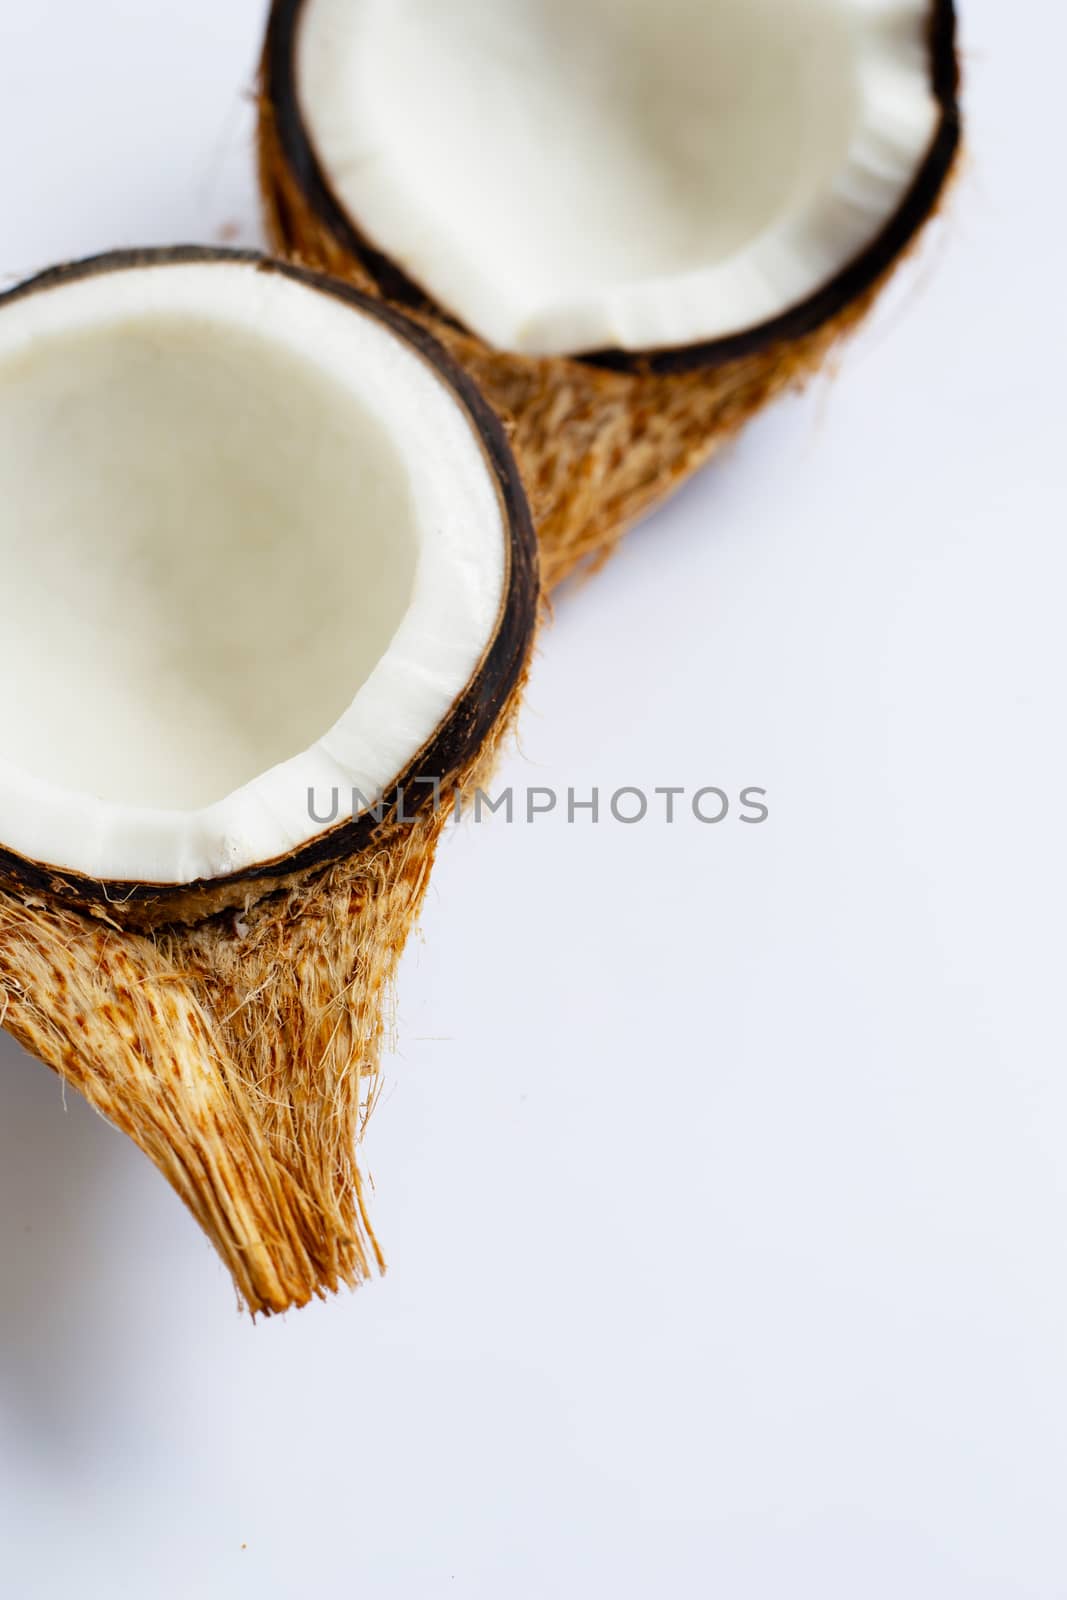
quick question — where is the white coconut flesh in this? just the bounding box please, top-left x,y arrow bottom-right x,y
296,0 -> 943,357
0,261 -> 508,886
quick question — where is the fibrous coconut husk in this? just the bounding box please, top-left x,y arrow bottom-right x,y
257,0 -> 961,589
0,250 -> 539,1316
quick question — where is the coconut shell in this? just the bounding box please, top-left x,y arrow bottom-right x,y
0,248 -> 538,927
258,0 -> 961,589
0,251 -> 539,1315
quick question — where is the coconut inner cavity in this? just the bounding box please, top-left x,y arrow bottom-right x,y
0,316 -> 418,810
297,0 -> 942,355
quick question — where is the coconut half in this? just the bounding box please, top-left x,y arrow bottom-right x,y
0,249 -> 537,1312
260,0 -> 961,583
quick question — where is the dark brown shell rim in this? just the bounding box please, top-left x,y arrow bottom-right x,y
0,247 -> 538,920
262,0 -> 961,377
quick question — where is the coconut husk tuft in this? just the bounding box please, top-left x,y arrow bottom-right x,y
257,20 -> 961,591
0,681 -> 527,1316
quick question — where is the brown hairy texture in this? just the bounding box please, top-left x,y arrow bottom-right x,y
0,686 -> 526,1316
257,0 -> 961,589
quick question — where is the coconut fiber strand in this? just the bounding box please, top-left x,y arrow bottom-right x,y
258,2 -> 961,590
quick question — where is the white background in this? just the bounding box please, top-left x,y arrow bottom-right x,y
1,2 -> 1064,1595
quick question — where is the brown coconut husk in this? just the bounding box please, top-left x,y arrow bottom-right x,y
258,0 -> 962,590
0,699 -> 523,1315
0,250 -> 539,1315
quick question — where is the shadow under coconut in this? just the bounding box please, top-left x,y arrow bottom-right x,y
0,1032 -> 185,1455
